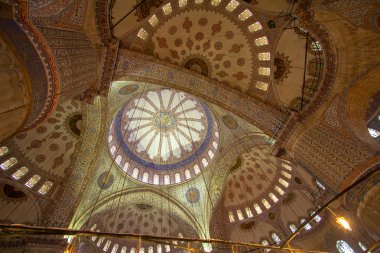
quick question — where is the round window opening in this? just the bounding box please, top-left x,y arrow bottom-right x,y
108,88 -> 219,185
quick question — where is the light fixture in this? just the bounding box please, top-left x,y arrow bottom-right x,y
327,207 -> 352,231
336,216 -> 352,231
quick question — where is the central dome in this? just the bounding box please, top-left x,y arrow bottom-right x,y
109,88 -> 219,185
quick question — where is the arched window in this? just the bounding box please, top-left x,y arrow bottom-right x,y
12,167 -> 28,180
261,239 -> 270,252
148,246 -> 153,253
164,175 -> 170,185
336,240 -> 354,253
25,175 -> 41,188
96,237 -> 105,247
262,199 -> 271,209
153,174 -> 160,185
121,246 -> 127,253
289,224 -> 297,233
110,146 -> 116,155
202,158 -> 208,167
142,172 -> 149,183
157,244 -> 162,253
311,41 -> 322,51
194,164 -> 200,174
245,207 -> 253,218
132,168 -> 139,179
279,178 -> 289,188
358,241 -> 367,251
139,248 -> 145,253
0,146 -> 9,157
185,169 -> 191,179
254,204 -> 262,214
316,180 -> 326,190
38,181 -> 53,195
228,211 -> 235,222
1,157 -> 17,170
271,233 -> 281,244
269,193 -> 278,203
165,245 -> 170,252
275,186 -> 284,195
282,163 -> 292,171
281,171 -> 291,179
108,135 -> 113,143
116,155 -> 122,164
103,240 -> 111,251
90,224 -> 97,231
212,141 -> 218,149
368,128 -> 380,138
123,162 -> 129,172
130,247 -> 136,253
178,233 -> 183,238
300,218 -> 312,230
208,150 -> 214,159
236,209 -> 244,220
174,173 -> 181,183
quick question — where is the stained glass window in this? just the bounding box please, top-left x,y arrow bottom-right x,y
281,171 -> 291,179
185,170 -> 191,179
237,209 -> 244,220
269,193 -> 278,203
38,181 -> 53,195
311,41 -> 322,51
164,175 -> 170,185
358,241 -> 367,251
282,163 -> 292,170
148,246 -> 154,253
254,204 -> 262,214
275,186 -> 284,195
300,218 -> 312,230
368,128 -> 380,138
96,237 -> 104,247
256,81 -> 268,91
255,37 -> 268,46
130,247 -> 136,253
174,173 -> 181,183
226,0 -> 239,11
271,233 -> 281,244
153,174 -> 159,185
261,240 -> 270,252
178,0 -> 187,8
0,146 -> 9,157
103,240 -> 111,251
112,244 -> 119,253
245,207 -> 253,218
262,199 -> 271,209
121,246 -> 127,253
310,211 -> 322,223
157,245 -> 162,253
1,157 -> 17,170
279,178 -> 289,188
258,52 -> 270,61
132,168 -> 139,179
162,3 -> 172,15
211,0 -> 221,6
316,180 -> 326,190
139,248 -> 145,253
137,28 -> 148,40
238,9 -> 252,21
148,15 -> 158,27
259,67 -> 270,76
25,175 -> 41,188
165,245 -> 170,252
229,211 -> 235,222
249,22 -> 262,32
142,172 -> 149,183
289,224 -> 297,233
336,240 -> 354,253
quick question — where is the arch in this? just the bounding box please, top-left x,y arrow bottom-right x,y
174,173 -> 181,183
184,169 -> 191,180
344,64 -> 380,147
132,168 -> 139,179
142,172 -> 149,183
73,188 -> 203,238
153,174 -> 160,185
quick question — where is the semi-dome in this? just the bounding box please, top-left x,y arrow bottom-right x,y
108,88 -> 219,185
